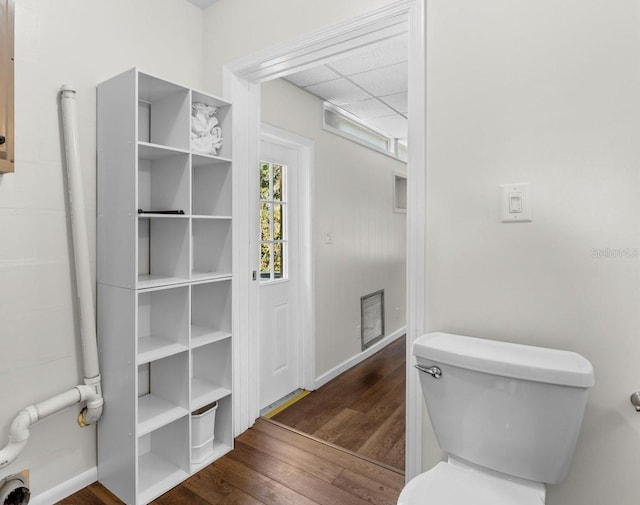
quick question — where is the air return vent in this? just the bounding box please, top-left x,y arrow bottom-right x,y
361,289 -> 384,351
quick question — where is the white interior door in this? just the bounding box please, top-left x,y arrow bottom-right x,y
259,139 -> 300,410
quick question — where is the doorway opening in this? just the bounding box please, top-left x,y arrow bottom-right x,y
255,38 -> 408,470
225,0 -> 426,479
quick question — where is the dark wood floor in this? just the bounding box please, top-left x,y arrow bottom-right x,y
59,418 -> 404,505
272,336 -> 406,471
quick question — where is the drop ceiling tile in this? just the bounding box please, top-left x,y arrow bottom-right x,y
341,98 -> 396,120
328,34 -> 408,76
380,92 -> 408,114
349,61 -> 408,98
285,65 -> 342,88
368,114 -> 408,139
305,78 -> 370,105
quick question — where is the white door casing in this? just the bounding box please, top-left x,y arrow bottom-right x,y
224,0 -> 426,480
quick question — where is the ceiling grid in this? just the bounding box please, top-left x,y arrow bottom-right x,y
284,34 -> 409,140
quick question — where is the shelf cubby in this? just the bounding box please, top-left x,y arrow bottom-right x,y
138,145 -> 189,215
191,90 -> 232,160
192,154 -> 232,217
137,286 -> 189,364
191,280 -> 232,348
138,217 -> 189,288
190,394 -> 233,472
137,352 -> 189,436
191,339 -> 232,410
138,73 -> 190,150
138,417 -> 190,504
191,218 -> 232,281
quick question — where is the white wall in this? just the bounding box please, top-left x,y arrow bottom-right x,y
202,0 -> 398,95
0,0 -> 203,497
425,1 -> 640,504
261,79 -> 406,377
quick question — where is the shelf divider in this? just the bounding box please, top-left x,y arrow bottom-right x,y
138,395 -> 189,436
191,380 -> 231,411
191,327 -> 232,349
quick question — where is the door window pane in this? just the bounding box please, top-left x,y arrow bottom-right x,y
273,243 -> 283,279
260,242 -> 271,279
273,204 -> 283,241
260,162 -> 270,200
273,164 -> 284,201
259,160 -> 288,282
260,202 -> 271,242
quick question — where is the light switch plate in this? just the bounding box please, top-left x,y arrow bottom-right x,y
501,183 -> 532,222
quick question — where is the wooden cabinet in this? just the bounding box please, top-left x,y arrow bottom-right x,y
0,0 -> 14,173
97,68 -> 233,504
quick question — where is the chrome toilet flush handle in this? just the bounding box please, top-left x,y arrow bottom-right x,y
630,392 -> 640,412
414,364 -> 442,379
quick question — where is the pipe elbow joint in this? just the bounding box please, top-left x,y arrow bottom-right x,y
76,384 -> 104,426
77,402 -> 103,427
0,409 -> 36,469
8,408 -> 36,444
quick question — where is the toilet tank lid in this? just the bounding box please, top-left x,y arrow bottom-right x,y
414,332 -> 594,388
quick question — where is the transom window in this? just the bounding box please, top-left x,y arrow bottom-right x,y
322,102 -> 407,162
259,160 -> 287,281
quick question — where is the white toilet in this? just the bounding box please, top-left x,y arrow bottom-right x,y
399,332 -> 594,505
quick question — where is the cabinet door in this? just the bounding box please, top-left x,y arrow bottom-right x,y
0,0 -> 14,173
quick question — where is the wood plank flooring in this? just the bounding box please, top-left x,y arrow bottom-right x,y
58,418 -> 403,505
272,336 -> 406,471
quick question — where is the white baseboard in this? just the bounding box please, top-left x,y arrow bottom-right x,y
314,327 -> 406,389
26,329 -> 405,503
30,467 -> 97,505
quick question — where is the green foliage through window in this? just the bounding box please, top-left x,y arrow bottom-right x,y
260,161 -> 286,281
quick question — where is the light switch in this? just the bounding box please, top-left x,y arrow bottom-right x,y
501,183 -> 532,222
509,192 -> 522,213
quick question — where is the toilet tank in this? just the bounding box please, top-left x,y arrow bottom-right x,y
414,332 -> 594,484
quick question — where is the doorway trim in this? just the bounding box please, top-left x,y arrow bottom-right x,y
223,0 -> 426,480
260,123 -> 316,396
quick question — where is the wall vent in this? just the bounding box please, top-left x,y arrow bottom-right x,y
361,289 -> 384,351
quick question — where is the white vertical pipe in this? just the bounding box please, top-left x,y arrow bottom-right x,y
0,86 -> 104,471
60,86 -> 100,383
60,85 -> 103,426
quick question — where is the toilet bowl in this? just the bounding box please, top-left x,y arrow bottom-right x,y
398,458 -> 545,505
400,332 -> 594,505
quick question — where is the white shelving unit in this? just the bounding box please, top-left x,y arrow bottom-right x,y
97,68 -> 233,505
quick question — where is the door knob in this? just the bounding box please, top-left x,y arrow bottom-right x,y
630,392 -> 640,412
